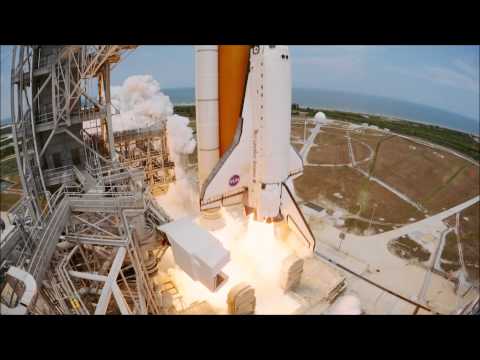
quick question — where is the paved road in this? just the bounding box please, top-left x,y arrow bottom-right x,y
299,121 -> 320,160
416,227 -> 453,302
347,195 -> 479,244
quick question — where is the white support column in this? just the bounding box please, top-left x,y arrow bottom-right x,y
111,283 -> 131,315
69,270 -> 131,315
94,247 -> 126,315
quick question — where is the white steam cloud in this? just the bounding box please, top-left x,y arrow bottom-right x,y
111,75 -> 196,161
111,75 -> 174,132
167,210 -> 303,314
111,75 -> 198,218
326,294 -> 362,315
166,114 -> 196,156
112,77 -> 315,314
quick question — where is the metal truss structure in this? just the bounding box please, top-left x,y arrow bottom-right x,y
9,45 -> 135,223
114,126 -> 176,196
1,45 -> 175,315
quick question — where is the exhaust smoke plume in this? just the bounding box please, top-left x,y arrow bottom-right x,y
111,75 -> 199,217
111,75 -> 173,132
167,209 -> 304,314
327,294 -> 362,315
112,76 -> 307,314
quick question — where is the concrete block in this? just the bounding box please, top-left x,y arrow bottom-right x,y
227,282 -> 255,315
280,255 -> 304,292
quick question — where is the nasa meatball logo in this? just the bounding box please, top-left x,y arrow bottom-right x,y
229,175 -> 240,187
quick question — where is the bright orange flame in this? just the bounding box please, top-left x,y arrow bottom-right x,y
167,209 -> 302,314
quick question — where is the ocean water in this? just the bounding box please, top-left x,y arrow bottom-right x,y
2,88 -> 478,134
163,87 -> 479,135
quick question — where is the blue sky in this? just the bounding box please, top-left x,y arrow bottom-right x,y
2,45 -> 479,121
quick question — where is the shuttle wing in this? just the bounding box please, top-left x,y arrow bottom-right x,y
280,183 -> 316,251
200,70 -> 255,211
200,115 -> 250,210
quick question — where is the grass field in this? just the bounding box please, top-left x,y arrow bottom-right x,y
1,157 -> 18,177
1,155 -> 22,212
307,143 -> 350,165
291,118 -> 479,280
293,120 -> 478,245
291,125 -> 307,142
307,128 -> 372,165
293,165 -> 425,230
298,107 -> 480,161
388,235 -> 431,263
458,204 -> 480,283
442,204 -> 480,283
350,129 -> 479,215
440,232 -> 461,273
291,123 -> 314,142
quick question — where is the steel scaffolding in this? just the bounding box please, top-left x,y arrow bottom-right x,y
114,125 -> 176,196
1,45 -> 173,315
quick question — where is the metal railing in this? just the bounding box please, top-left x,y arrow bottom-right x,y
25,195 -> 70,281
44,165 -> 76,187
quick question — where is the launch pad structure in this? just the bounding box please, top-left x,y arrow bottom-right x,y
114,126 -> 176,197
0,45 -> 175,314
0,44 -> 328,315
2,45 -> 477,316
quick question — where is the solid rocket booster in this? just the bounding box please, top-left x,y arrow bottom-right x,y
199,45 -> 315,251
195,46 -> 220,188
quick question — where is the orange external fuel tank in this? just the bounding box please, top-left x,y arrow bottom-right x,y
218,45 -> 251,156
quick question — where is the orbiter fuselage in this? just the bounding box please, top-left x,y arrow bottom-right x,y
200,45 -> 315,251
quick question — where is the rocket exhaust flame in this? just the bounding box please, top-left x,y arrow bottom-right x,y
157,46 -> 316,312
166,208 -> 303,314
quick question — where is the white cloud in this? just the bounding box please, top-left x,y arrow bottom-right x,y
453,58 -> 478,79
386,63 -> 479,94
292,45 -> 370,54
425,65 -> 478,92
293,55 -> 361,74
290,46 -> 374,83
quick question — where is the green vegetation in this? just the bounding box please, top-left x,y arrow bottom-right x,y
0,146 -> 15,159
358,134 -> 395,213
297,106 -> 480,161
0,137 -> 13,147
440,232 -> 461,272
0,125 -> 12,137
421,164 -> 470,204
175,104 -> 479,161
174,105 -> 195,118
291,103 -> 300,115
388,236 -> 431,262
344,217 -> 393,234
0,192 -> 22,211
0,158 -> 18,177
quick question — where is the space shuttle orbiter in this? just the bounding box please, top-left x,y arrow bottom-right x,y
199,45 -> 315,251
